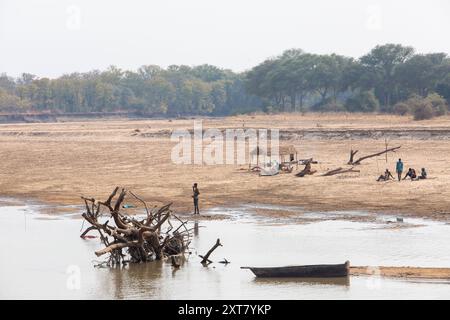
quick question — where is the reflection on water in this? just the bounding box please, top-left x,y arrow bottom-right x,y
194,221 -> 199,237
0,202 -> 450,299
253,277 -> 351,287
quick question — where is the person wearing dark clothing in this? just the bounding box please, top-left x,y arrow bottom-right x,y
396,159 -> 403,181
417,168 -> 427,180
192,183 -> 200,215
403,168 -> 417,180
377,169 -> 395,181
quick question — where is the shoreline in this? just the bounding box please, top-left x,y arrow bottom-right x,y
2,197 -> 449,281
1,192 -> 448,225
1,114 -> 450,223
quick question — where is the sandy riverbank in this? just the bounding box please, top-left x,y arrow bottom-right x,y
0,113 -> 450,221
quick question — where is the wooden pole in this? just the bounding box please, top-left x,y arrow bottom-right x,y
385,138 -> 388,163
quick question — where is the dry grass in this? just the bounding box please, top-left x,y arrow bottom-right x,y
1,112 -> 450,220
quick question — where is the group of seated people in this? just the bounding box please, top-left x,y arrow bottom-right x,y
377,167 -> 427,181
403,167 -> 427,180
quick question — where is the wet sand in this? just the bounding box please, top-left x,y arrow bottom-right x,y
1,113 -> 450,221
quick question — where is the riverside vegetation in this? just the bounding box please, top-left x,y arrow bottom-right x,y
1,44 -> 450,120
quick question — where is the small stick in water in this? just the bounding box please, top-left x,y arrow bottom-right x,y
199,238 -> 222,265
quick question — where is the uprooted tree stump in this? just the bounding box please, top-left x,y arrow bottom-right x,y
348,146 -> 401,165
80,187 -> 191,267
296,159 -> 317,177
299,158 -> 318,165
199,238 -> 222,265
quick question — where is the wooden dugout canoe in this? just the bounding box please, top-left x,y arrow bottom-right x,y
241,261 -> 350,278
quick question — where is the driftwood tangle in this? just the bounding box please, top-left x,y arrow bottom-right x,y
80,187 -> 190,266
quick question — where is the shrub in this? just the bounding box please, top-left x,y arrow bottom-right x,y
345,90 -> 379,112
393,102 -> 410,115
321,102 -> 346,112
413,102 -> 434,120
395,94 -> 448,120
426,92 -> 448,116
310,97 -> 332,111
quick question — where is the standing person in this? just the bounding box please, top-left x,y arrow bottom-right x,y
192,183 -> 200,215
396,158 -> 404,181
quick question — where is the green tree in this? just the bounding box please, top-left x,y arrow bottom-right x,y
2,44 -> 450,117
0,88 -> 31,111
396,53 -> 449,98
142,77 -> 175,114
190,64 -> 228,82
360,44 -> 415,109
345,90 -> 379,112
245,58 -> 284,111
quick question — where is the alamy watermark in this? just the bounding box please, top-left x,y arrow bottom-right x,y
66,264 -> 81,290
66,5 -> 82,31
365,266 -> 382,290
171,120 -> 280,165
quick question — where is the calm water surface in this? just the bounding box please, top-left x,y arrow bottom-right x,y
1,202 -> 449,299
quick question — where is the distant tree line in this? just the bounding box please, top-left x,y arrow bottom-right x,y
1,44 -> 450,119
246,44 -> 450,118
0,65 -> 264,116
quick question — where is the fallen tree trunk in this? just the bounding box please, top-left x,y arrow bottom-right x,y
80,187 -> 190,266
348,146 -> 401,165
322,167 -> 360,176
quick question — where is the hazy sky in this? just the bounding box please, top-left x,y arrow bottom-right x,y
1,0 -> 449,78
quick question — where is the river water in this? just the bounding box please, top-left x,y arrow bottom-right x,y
1,201 -> 449,299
